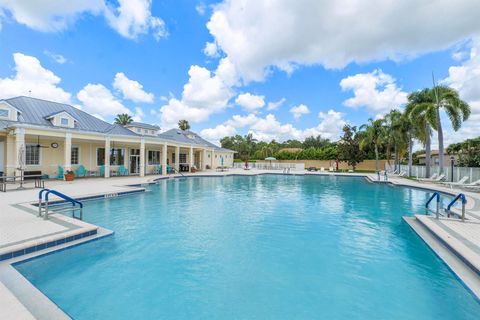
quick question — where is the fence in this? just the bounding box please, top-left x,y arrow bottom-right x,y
387,164 -> 480,183
233,162 -> 305,171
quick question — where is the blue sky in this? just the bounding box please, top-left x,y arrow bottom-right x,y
0,1 -> 479,146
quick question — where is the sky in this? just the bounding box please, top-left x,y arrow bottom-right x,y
0,0 -> 479,147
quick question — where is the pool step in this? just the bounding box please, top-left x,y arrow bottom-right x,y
404,215 -> 480,298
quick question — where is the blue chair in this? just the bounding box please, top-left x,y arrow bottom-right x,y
75,165 -> 87,177
118,165 -> 129,176
56,166 -> 64,180
99,165 -> 105,177
167,165 -> 175,174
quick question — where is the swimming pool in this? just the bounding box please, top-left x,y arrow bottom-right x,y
15,175 -> 480,319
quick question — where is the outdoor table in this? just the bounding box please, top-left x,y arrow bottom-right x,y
0,174 -> 45,192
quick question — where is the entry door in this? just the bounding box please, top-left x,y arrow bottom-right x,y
129,149 -> 140,174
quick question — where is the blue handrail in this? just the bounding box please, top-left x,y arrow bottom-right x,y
38,188 -> 51,200
425,192 -> 440,208
447,193 -> 466,211
45,189 -> 83,208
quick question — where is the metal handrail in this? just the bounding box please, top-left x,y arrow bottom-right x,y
425,192 -> 440,219
447,193 -> 467,222
171,167 -> 186,177
38,188 -> 83,220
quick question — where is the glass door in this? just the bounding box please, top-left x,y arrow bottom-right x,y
129,149 -> 140,175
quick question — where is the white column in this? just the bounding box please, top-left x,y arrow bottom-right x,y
140,138 -> 145,177
202,149 -> 208,170
162,143 -> 168,175
64,133 -> 72,173
14,128 -> 25,176
175,145 -> 180,171
104,137 -> 110,178
211,149 -> 215,168
189,146 -> 194,172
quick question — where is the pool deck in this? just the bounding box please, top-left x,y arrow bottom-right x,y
1,169 -> 480,318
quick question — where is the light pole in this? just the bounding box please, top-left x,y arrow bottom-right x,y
450,156 -> 455,182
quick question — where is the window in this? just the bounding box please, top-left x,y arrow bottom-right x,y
60,118 -> 69,126
26,145 -> 40,165
97,148 -> 125,166
144,129 -> 148,134
136,128 -> 141,133
179,153 -> 187,164
71,146 -> 79,165
172,153 -> 175,164
0,109 -> 8,118
148,151 -> 161,165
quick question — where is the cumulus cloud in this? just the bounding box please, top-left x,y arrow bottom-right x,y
204,41 -> 219,57
289,104 -> 310,120
235,93 -> 265,112
340,69 -> 407,116
442,39 -> 480,143
158,58 -> 238,128
200,109 -> 347,143
113,72 -> 154,103
77,83 -> 130,117
207,0 -> 480,82
0,52 -> 71,103
267,98 -> 286,111
0,0 -> 165,40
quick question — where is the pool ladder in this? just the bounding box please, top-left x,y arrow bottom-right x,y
425,192 -> 467,221
38,189 -> 84,220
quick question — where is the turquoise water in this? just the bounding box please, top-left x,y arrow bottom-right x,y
15,176 -> 479,319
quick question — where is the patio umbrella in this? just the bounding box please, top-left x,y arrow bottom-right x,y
221,156 -> 224,167
265,157 -> 276,169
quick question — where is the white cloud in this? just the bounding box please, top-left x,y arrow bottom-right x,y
442,39 -> 480,143
207,0 -> 480,82
195,3 -> 207,16
0,52 -> 71,103
132,106 -> 144,122
113,72 -> 154,103
77,83 -> 130,117
0,0 -> 166,40
200,109 -> 347,143
204,41 -> 219,57
340,69 -> 407,116
43,50 -> 67,64
158,58 -> 238,128
289,104 -> 310,120
267,98 -> 286,111
235,93 -> 265,112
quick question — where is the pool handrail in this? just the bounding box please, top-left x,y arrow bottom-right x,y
425,192 -> 440,219
446,193 -> 467,222
38,188 -> 83,220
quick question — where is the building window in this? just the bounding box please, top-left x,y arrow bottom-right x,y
179,153 -> 187,164
71,146 -> 79,165
148,151 -> 161,165
0,109 -> 8,118
26,145 -> 40,165
97,148 -> 125,166
172,153 -> 175,164
60,118 -> 69,126
136,128 -> 141,133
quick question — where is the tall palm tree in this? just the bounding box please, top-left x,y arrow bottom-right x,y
384,110 -> 406,173
359,118 -> 385,171
178,120 -> 191,131
431,84 -> 470,171
114,113 -> 133,125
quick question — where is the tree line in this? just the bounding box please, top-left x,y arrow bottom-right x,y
221,85 -> 473,175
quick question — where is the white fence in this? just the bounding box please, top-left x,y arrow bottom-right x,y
233,162 -> 305,171
387,164 -> 480,182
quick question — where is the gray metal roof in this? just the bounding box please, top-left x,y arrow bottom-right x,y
126,122 -> 160,130
0,96 -> 233,151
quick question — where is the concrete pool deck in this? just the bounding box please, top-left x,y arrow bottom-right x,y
1,169 -> 480,318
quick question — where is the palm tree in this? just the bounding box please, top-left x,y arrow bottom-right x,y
384,110 -> 406,173
178,120 -> 191,131
359,118 -> 385,172
431,84 -> 470,171
114,113 -> 133,125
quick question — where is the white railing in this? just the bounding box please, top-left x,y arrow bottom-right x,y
233,162 -> 305,171
386,163 -> 480,182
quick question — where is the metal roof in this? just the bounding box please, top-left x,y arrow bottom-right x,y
126,122 -> 160,130
0,96 -> 234,152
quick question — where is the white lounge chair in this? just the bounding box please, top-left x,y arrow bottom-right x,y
460,179 -> 480,190
398,171 -> 407,177
442,176 -> 469,187
320,167 -> 325,172
420,173 -> 445,183
329,167 -> 334,172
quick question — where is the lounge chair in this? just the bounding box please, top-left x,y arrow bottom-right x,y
418,173 -> 438,181
75,165 -> 87,177
442,176 -> 469,187
420,173 -> 445,183
329,167 -> 334,172
320,167 -> 325,172
459,179 -> 480,190
398,171 -> 407,177
118,165 -> 129,176
56,166 -> 64,180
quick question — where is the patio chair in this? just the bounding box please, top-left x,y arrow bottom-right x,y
56,166 -> 64,180
152,165 -> 161,174
99,165 -> 105,177
442,176 -> 469,187
118,165 -> 129,176
75,165 -> 87,177
420,173 -> 445,183
418,173 -> 438,181
398,171 -> 407,177
167,165 -> 175,174
459,179 -> 480,190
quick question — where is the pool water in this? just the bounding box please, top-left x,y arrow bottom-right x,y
15,176 -> 480,319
